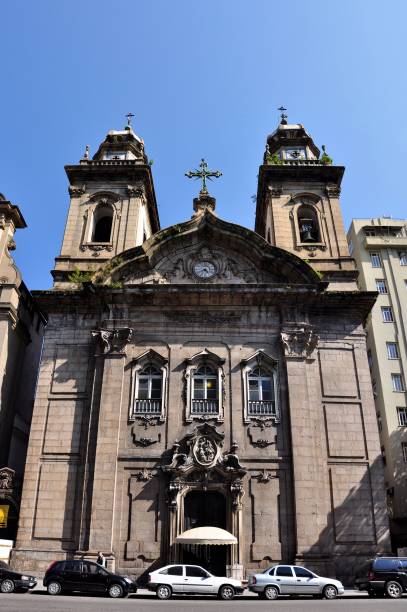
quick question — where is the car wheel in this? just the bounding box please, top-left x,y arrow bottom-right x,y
156,584 -> 172,600
47,581 -> 62,596
0,579 -> 15,594
386,581 -> 403,599
218,585 -> 235,600
323,585 -> 338,600
264,585 -> 279,600
108,584 -> 124,598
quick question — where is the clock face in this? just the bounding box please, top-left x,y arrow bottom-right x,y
286,148 -> 306,160
193,260 -> 216,279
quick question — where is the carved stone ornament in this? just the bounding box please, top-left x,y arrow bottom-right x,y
134,468 -> 156,482
7,239 -> 16,251
131,425 -> 161,447
252,471 -> 277,483
269,187 -> 283,197
91,327 -> 133,354
162,424 -> 246,478
325,184 -> 341,198
127,185 -> 144,198
281,323 -> 319,359
0,467 -> 14,490
165,311 -> 241,326
80,244 -> 113,257
69,185 -> 86,197
230,479 -> 244,509
248,421 -> 276,448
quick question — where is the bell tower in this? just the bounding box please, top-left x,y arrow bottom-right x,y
255,111 -> 355,287
52,117 -> 160,287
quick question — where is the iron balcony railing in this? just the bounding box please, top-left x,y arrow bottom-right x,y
191,399 -> 219,414
248,400 -> 277,417
132,399 -> 162,417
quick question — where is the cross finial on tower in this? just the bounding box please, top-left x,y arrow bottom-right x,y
278,106 -> 288,125
185,158 -> 222,195
125,112 -> 135,127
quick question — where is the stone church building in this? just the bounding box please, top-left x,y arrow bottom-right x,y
12,116 -> 390,583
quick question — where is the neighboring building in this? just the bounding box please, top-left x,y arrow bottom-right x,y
347,218 -> 407,549
0,194 -> 46,560
12,116 -> 390,583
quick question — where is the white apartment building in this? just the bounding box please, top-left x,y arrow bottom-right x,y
348,218 -> 407,549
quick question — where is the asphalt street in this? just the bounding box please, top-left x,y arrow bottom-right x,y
0,591 -> 406,612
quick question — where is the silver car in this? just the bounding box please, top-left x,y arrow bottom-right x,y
248,564 -> 344,600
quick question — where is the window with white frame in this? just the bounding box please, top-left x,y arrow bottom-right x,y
130,350 -> 167,420
397,407 -> 407,427
382,306 -> 394,322
387,342 -> 399,359
392,374 -> 405,392
376,279 -> 388,294
241,350 -> 279,423
402,442 -> 407,463
184,349 -> 225,422
399,251 -> 407,266
370,252 -> 381,268
192,365 -> 218,414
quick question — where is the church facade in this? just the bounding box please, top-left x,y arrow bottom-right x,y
12,117 -> 390,583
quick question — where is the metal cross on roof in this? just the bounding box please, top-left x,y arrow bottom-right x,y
185,159 -> 222,195
278,106 -> 288,124
126,112 -> 135,127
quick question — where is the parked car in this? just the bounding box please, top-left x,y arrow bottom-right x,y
248,564 -> 344,600
147,564 -> 245,600
0,563 -> 37,593
43,559 -> 137,598
355,556 -> 407,598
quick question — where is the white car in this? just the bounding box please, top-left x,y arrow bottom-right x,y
147,564 -> 244,600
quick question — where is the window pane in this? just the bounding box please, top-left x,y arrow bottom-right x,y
294,567 -> 313,578
186,566 -> 208,577
249,388 -> 260,401
167,566 -> 183,576
151,378 -> 162,398
370,252 -> 381,268
399,251 -> 407,266
194,379 -> 204,389
397,408 -> 407,427
402,442 -> 407,463
387,343 -> 399,359
261,378 -> 273,401
206,379 -> 217,399
392,374 -> 405,392
276,566 -> 293,577
138,378 -> 149,399
382,307 -> 394,322
376,279 -> 387,294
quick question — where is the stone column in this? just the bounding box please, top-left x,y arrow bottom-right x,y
281,322 -> 331,565
88,328 -> 132,557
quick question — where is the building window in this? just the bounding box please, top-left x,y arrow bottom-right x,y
402,442 -> 407,463
370,252 -> 381,268
392,374 -> 405,392
377,415 -> 383,433
91,204 -> 113,242
367,349 -> 373,370
387,342 -> 399,359
130,349 -> 168,421
376,279 -> 388,294
382,306 -> 394,322
399,252 -> 407,266
364,228 -> 376,237
348,240 -> 354,256
192,366 -> 218,415
247,366 -> 276,417
184,349 -> 225,423
397,407 -> 407,427
297,204 -> 320,243
241,350 -> 280,423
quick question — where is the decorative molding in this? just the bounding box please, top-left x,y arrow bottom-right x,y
241,350 -> 280,424
129,349 -> 168,423
248,421 -> 276,448
165,311 -> 241,325
69,185 -> 86,197
325,184 -> 341,198
80,243 -> 113,257
91,328 -> 133,354
0,467 -> 15,491
127,185 -> 144,198
252,470 -> 277,483
131,425 -> 162,447
183,348 -> 225,423
133,468 -> 156,482
281,323 -> 319,359
270,188 -> 283,197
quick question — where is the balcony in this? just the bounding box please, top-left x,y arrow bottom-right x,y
191,399 -> 219,415
131,399 -> 162,417
363,236 -> 407,249
248,400 -> 278,417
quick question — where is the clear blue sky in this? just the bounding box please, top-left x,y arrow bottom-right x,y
1,1 -> 406,289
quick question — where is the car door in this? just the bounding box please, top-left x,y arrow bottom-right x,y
81,561 -> 107,593
163,565 -> 185,593
293,566 -> 320,594
274,565 -> 297,594
60,561 -> 82,591
183,566 -> 214,594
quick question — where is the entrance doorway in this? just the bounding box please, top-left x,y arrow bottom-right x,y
181,490 -> 227,576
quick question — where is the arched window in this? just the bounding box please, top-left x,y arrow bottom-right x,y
133,364 -> 163,415
297,204 -> 320,243
91,205 -> 113,242
192,365 -> 218,415
247,366 -> 275,416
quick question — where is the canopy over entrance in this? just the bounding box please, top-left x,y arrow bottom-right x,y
176,526 -> 237,546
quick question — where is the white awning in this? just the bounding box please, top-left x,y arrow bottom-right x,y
176,526 -> 237,546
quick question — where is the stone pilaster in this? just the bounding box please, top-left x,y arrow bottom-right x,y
88,328 -> 132,555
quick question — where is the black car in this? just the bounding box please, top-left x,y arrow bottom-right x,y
43,560 -> 137,598
355,557 -> 407,598
0,563 -> 37,593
